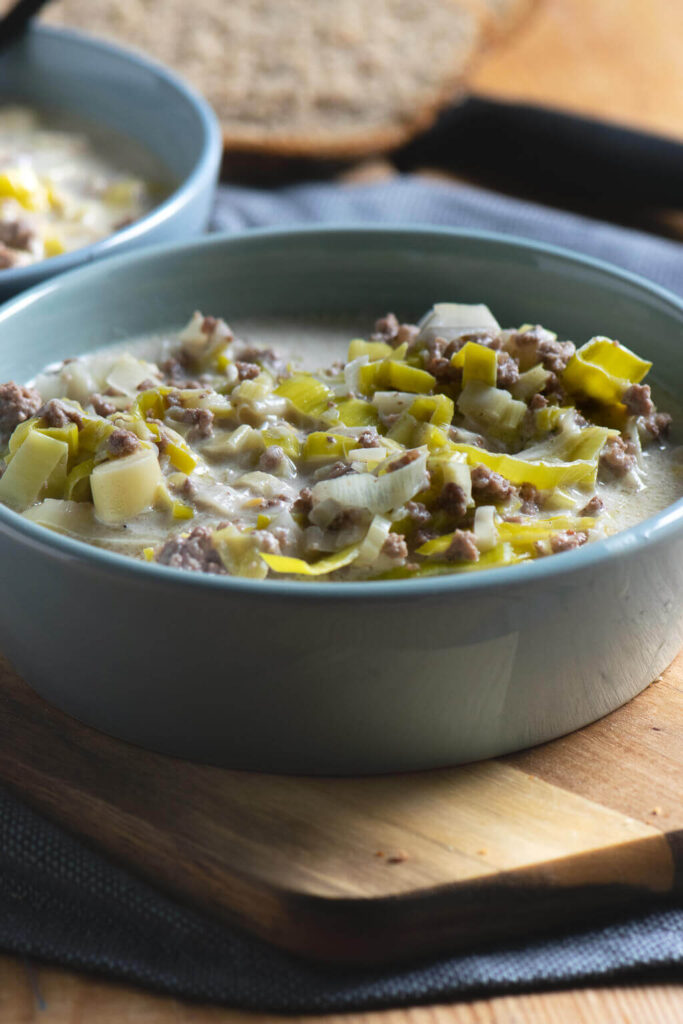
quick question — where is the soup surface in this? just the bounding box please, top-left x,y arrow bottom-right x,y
0,304 -> 680,581
0,105 -> 161,267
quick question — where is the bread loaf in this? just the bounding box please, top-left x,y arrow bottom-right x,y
43,0 -> 532,159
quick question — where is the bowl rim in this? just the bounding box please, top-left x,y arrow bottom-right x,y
0,23 -> 222,283
0,222 -> 681,599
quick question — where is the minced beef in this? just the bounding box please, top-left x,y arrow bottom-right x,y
381,532 -> 408,560
0,219 -> 34,251
0,381 -> 42,435
90,393 -> 117,417
0,244 -> 20,268
371,314 -> 419,350
167,406 -> 214,438
508,326 -> 575,374
292,487 -> 313,516
496,352 -> 520,388
387,449 -> 420,473
519,483 -> 540,514
580,495 -> 604,516
235,361 -> 260,381
470,464 -> 514,502
529,393 -> 548,411
445,529 -> 479,563
38,399 -> 83,429
155,526 -> 226,574
315,460 -> 354,481
599,436 -> 637,477
549,530 -> 589,554
436,482 -> 468,520
107,428 -> 140,456
356,429 -> 380,448
258,445 -> 290,474
405,500 -> 431,527
623,384 -> 654,419
643,411 -> 672,440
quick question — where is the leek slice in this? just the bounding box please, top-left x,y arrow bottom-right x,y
450,443 -> 597,489
261,428 -> 301,460
7,417 -> 39,454
355,514 -> 392,566
418,303 -> 500,344
409,394 -> 455,428
473,505 -> 498,551
91,447 -> 162,525
275,374 -> 331,418
348,339 -> 409,362
213,525 -> 268,578
335,397 -> 379,427
162,428 -> 198,473
0,167 -> 49,211
106,354 -> 160,397
348,339 -> 393,361
261,543 -> 361,577
0,430 -> 69,510
457,381 -> 527,439
302,432 -> 357,461
450,342 -> 497,387
498,516 -> 596,551
37,421 -> 80,459
358,361 -> 435,397
65,458 -> 95,501
416,536 -> 522,566
511,363 -> 551,402
563,337 -> 651,406
311,450 -> 428,516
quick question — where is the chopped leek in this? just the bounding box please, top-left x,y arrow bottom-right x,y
0,430 -> 69,510
358,360 -> 435,397
409,394 -> 455,428
91,447 -> 162,525
450,341 -> 498,387
336,397 -> 379,427
450,442 -> 597,489
275,374 -> 331,417
260,544 -> 361,576
563,337 -> 651,406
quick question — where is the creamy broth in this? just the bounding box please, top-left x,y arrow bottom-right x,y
1,306 -> 680,581
0,105 -> 165,267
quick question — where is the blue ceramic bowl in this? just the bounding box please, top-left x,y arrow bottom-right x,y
0,227 -> 681,773
0,25 -> 222,299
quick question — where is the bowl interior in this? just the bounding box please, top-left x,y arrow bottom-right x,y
0,26 -> 206,184
0,226 -> 681,397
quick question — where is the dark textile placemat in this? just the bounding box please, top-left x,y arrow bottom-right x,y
1,176 -> 681,1010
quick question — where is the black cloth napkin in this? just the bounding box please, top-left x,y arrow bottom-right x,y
1,176 -> 681,1011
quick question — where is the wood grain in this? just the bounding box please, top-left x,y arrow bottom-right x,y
1,958 -> 681,1023
0,651 -> 680,965
472,0 -> 683,141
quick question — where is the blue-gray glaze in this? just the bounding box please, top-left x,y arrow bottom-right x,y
0,25 -> 222,299
0,227 -> 680,774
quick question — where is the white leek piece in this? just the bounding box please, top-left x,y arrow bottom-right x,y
355,514 -> 392,566
418,302 -> 500,344
311,450 -> 428,518
105,354 -> 160,396
91,447 -> 162,525
0,430 -> 69,510
473,505 -> 499,552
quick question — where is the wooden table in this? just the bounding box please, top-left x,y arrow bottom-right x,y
3,0 -> 682,1019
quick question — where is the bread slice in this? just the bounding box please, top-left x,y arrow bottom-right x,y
44,0 -> 496,159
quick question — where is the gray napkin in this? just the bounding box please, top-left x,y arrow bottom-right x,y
0,175 -> 681,1012
212,175 -> 682,295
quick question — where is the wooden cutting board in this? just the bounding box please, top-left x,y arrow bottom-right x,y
0,651 -> 680,965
